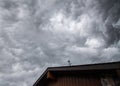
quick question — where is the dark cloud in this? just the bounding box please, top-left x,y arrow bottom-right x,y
97,0 -> 120,46
105,24 -> 120,46
0,0 -> 120,86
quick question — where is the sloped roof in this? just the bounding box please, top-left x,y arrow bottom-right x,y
33,61 -> 120,86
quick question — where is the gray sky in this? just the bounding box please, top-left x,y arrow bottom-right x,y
0,0 -> 120,86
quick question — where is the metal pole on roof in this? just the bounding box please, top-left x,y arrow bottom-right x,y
67,60 -> 72,66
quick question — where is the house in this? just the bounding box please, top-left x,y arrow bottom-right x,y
33,61 -> 120,86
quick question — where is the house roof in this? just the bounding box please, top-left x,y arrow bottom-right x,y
33,61 -> 120,86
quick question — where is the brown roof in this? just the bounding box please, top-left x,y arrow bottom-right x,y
33,61 -> 120,86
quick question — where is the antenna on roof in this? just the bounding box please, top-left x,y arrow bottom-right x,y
67,60 -> 72,66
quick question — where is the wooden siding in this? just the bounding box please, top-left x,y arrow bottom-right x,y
48,75 -> 102,86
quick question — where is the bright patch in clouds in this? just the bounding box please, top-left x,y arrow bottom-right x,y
49,12 -> 91,37
85,38 -> 105,48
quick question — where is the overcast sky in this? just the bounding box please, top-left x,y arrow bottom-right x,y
0,0 -> 120,86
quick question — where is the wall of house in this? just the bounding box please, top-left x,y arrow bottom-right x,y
47,75 -> 102,86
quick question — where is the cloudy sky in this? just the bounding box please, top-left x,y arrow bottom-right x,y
0,0 -> 120,86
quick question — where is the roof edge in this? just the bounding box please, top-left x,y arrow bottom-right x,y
48,61 -> 120,69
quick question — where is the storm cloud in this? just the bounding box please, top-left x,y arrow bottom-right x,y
0,0 -> 120,86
